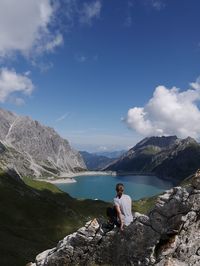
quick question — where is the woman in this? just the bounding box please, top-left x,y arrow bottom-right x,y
107,183 -> 133,231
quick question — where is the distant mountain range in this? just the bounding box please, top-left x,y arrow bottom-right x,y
0,108 -> 86,178
79,151 -> 115,170
94,150 -> 126,158
105,136 -> 200,181
79,150 -> 126,170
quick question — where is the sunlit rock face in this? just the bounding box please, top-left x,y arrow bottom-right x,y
0,108 -> 86,177
30,171 -> 200,266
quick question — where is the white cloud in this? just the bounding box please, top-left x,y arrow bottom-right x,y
151,0 -> 165,10
0,68 -> 34,103
142,0 -> 165,11
0,0 -> 103,106
75,55 -> 87,63
0,0 -> 63,58
190,77 -> 200,90
124,1 -> 134,27
80,1 -> 102,25
36,33 -> 64,55
56,113 -> 70,122
97,146 -> 109,151
0,0 -> 103,58
31,60 -> 54,73
126,78 -> 200,139
75,54 -> 99,63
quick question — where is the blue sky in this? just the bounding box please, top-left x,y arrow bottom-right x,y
1,0 -> 200,152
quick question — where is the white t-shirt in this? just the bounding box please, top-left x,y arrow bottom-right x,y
114,194 -> 133,226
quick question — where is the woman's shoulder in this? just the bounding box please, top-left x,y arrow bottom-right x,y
123,194 -> 132,200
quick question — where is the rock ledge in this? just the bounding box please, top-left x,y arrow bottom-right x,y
30,171 -> 200,266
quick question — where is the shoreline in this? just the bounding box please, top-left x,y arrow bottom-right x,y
117,171 -> 156,176
37,177 -> 77,184
36,171 -> 116,184
59,170 -> 117,178
47,177 -> 77,184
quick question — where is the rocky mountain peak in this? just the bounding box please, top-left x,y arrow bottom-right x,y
105,135 -> 200,180
0,108 -> 86,177
134,135 -> 178,150
178,136 -> 197,146
0,108 -> 17,141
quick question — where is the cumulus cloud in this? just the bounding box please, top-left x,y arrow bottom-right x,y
0,0 -> 63,58
126,78 -> 200,139
80,1 -> 102,25
0,0 -> 103,58
0,68 -> 34,103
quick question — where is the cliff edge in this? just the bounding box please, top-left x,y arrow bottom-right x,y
29,171 -> 200,266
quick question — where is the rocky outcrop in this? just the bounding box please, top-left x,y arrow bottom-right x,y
0,108 -> 86,177
30,171 -> 200,266
105,136 -> 200,181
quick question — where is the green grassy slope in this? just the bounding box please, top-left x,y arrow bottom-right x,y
133,195 -> 158,214
0,173 -> 110,266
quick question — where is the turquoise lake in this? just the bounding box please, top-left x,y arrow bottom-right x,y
56,175 -> 173,202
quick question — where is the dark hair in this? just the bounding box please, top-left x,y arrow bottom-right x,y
116,183 -> 124,193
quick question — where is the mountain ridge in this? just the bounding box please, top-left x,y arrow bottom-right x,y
94,150 -> 126,158
0,108 -> 86,178
105,136 -> 200,181
79,151 -> 116,170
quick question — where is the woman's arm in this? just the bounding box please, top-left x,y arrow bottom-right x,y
115,205 -> 124,231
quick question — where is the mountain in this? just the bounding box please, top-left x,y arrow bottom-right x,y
30,170 -> 200,266
105,136 -> 200,181
79,151 -> 115,170
94,150 -> 126,158
105,136 -> 178,173
0,108 -> 86,177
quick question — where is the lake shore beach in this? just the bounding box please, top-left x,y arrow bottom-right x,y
60,170 -> 116,178
36,171 -> 116,184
